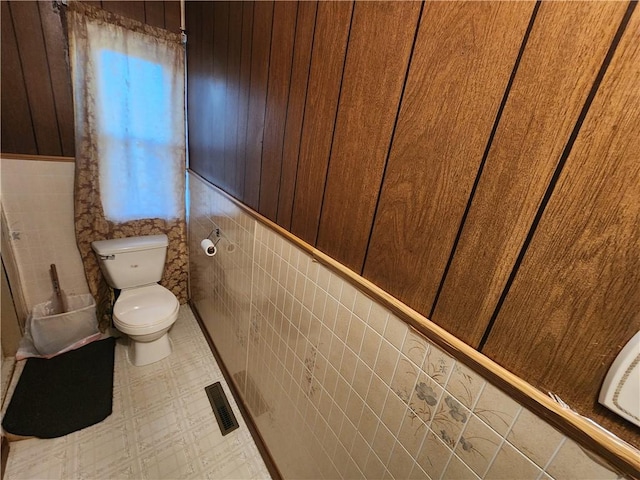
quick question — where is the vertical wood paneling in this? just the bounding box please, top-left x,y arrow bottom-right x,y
290,1 -> 353,245
483,7 -> 640,441
188,1 -> 214,182
185,0 -> 201,167
316,1 -> 422,273
243,1 -> 274,210
202,2 -> 216,183
103,1 -> 146,23
362,1 -> 535,318
91,1 -> 178,29
276,0 -> 317,230
163,1 -> 181,32
10,1 -> 62,156
210,1 -> 230,190
2,0 -> 181,157
1,1 -> 37,154
223,2 -> 244,198
234,2 -> 255,200
259,1 -> 298,221
431,2 -> 630,347
187,1 -> 214,183
79,0 -> 178,29
144,1 -> 166,29
39,2 -> 75,158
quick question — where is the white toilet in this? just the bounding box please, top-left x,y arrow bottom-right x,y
91,234 -> 179,366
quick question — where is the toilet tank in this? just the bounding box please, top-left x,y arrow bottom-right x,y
91,234 -> 169,289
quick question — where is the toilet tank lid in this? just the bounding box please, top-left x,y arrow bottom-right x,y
91,234 -> 169,255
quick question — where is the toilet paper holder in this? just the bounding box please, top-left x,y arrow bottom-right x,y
202,224 -> 236,255
206,227 -> 223,247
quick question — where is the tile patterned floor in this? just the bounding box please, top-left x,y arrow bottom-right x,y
2,305 -> 271,480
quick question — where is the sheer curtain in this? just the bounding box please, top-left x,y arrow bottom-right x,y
67,3 -> 188,332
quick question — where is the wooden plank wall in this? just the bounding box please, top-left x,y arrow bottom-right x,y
1,0 -> 181,157
186,0 -> 640,447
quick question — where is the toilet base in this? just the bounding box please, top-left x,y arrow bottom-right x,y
127,332 -> 172,366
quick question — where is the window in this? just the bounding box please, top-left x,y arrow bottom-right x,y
71,14 -> 185,223
96,49 -> 181,222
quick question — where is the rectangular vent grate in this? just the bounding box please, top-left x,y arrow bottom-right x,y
205,382 -> 239,436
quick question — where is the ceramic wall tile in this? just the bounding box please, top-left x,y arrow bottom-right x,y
339,416 -> 358,453
358,404 -> 381,444
384,313 -> 408,350
455,415 -> 502,477
408,462 -> 429,480
345,390 -> 365,426
416,428 -> 453,479
187,174 -> 629,480
334,304 -> 351,342
507,406 -> 565,469
353,291 -> 373,322
446,361 -> 486,409
340,345 -> 358,383
1,158 -> 90,311
409,370 -> 445,427
381,389 -> 407,436
473,381 -> 521,437
430,392 -> 472,451
374,338 -> 400,386
422,343 -> 455,388
372,423 -> 395,466
484,440 -> 542,480
387,441 -> 415,479
360,326 -> 382,368
397,409 -> 429,458
390,355 -> 420,405
346,314 -> 366,355
443,453 -> 481,480
546,438 -> 621,480
351,432 -> 372,472
338,281 -> 356,310
401,329 -> 429,369
367,301 -> 389,336
363,450 -> 388,480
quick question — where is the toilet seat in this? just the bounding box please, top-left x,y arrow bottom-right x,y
113,284 -> 179,335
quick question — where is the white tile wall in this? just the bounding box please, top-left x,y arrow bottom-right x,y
0,158 -> 89,312
188,172 -> 631,480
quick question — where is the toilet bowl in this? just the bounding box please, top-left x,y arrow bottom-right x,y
91,234 -> 179,366
114,284 -> 179,366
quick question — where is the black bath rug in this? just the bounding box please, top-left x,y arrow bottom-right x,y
2,337 -> 116,439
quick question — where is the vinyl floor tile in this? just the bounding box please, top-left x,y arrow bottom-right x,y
2,305 -> 271,480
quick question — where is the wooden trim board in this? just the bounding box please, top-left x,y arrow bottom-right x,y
0,153 -> 74,163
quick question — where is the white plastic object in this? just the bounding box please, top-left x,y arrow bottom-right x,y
598,331 -> 640,427
114,284 -> 179,330
17,294 -> 101,359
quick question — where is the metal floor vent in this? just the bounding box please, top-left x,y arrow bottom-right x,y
205,382 -> 239,436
